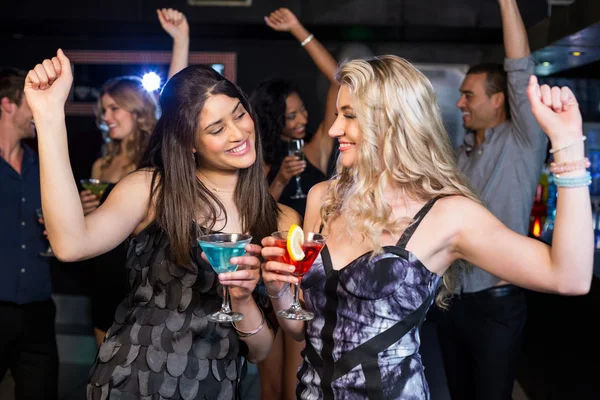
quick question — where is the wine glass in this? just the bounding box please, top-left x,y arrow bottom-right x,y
36,208 -> 54,257
271,230 -> 327,320
80,179 -> 110,198
288,139 -> 307,199
197,233 -> 253,323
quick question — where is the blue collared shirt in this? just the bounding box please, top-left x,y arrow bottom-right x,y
0,143 -> 52,304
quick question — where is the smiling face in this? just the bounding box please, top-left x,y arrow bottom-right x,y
456,72 -> 503,133
195,94 -> 257,172
101,94 -> 137,141
281,92 -> 308,140
328,85 -> 363,168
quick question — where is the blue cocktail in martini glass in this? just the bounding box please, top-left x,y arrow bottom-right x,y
198,233 -> 252,323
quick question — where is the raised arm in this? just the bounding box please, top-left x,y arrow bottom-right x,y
157,8 -> 190,79
24,50 -> 151,262
265,8 -> 338,84
499,0 -> 529,59
499,0 -> 545,148
454,77 -> 592,294
266,8 -> 340,172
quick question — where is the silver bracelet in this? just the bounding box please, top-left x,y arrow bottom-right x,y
549,136 -> 586,154
267,284 -> 290,299
300,33 -> 314,47
232,308 -> 265,338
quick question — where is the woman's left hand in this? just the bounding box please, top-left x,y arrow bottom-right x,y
202,243 -> 263,302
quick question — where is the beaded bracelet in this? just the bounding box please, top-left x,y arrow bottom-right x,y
267,284 -> 290,299
549,136 -> 586,154
552,171 -> 592,188
301,33 -> 314,47
232,308 -> 265,338
549,158 -> 591,175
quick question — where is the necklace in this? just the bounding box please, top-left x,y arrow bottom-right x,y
197,171 -> 236,193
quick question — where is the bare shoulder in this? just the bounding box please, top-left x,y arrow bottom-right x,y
431,195 -> 493,234
118,168 -> 156,189
277,203 -> 302,230
303,181 -> 329,232
307,181 -> 328,203
432,195 -> 484,217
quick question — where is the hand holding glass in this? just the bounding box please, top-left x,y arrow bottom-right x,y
198,233 -> 253,323
80,178 -> 109,197
271,230 -> 326,320
288,139 -> 307,199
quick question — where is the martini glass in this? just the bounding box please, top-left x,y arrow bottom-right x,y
198,233 -> 253,323
288,139 -> 307,199
272,230 -> 327,320
80,179 -> 110,198
36,208 -> 54,257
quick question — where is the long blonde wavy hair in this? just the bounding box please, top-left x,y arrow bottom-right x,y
96,76 -> 159,170
321,55 -> 481,307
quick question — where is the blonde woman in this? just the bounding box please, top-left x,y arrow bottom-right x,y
80,8 -> 189,346
261,55 -> 592,399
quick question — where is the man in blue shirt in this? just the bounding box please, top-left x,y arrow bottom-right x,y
0,67 -> 58,400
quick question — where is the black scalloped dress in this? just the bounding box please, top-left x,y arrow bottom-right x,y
86,222 -> 260,400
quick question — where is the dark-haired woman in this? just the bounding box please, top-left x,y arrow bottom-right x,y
26,48 -> 299,399
251,8 -> 339,219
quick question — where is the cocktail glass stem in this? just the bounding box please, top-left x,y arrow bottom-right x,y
220,285 -> 232,315
289,282 -> 302,311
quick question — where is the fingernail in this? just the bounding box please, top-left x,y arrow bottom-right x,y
288,266 -> 295,272
230,258 -> 238,264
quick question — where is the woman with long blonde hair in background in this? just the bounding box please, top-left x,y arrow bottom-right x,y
80,8 -> 190,346
261,55 -> 593,398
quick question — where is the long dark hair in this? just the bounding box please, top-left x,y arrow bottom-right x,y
138,65 -> 280,266
249,78 -> 301,166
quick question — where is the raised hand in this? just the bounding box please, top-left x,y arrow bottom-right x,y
264,8 -> 300,32
157,8 -> 189,41
526,75 -> 583,145
24,49 -> 73,116
275,155 -> 306,185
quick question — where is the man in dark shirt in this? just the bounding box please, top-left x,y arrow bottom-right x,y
0,67 -> 58,400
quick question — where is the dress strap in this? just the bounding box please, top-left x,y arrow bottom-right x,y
396,196 -> 446,249
319,245 -> 333,274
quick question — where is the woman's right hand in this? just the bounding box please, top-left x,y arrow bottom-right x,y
24,49 -> 73,117
261,236 -> 299,296
264,8 -> 300,32
275,155 -> 306,186
79,190 -> 100,216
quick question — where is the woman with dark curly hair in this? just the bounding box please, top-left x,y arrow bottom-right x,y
251,8 -> 339,220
